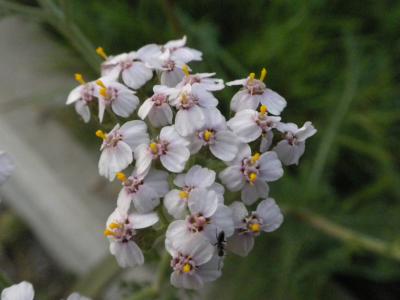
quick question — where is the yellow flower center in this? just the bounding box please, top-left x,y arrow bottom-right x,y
259,67 -> 267,81
95,130 -> 107,140
116,172 -> 127,183
249,223 -> 261,233
250,152 -> 261,164
203,130 -> 213,142
96,47 -> 108,60
182,263 -> 192,273
74,73 -> 86,85
249,172 -> 257,184
149,143 -> 158,154
179,190 -> 189,200
259,105 -> 268,116
103,222 -> 122,236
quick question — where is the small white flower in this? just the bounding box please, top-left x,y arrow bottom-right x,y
166,188 -> 234,246
138,85 -> 174,128
134,126 -> 190,175
163,35 -> 202,63
96,121 -> 149,181
227,199 -> 283,257
188,108 -> 239,161
97,46 -> 153,90
176,71 -> 224,91
169,83 -> 218,136
0,151 -> 14,185
96,77 -> 139,123
164,165 -> 224,219
227,105 -> 281,150
227,68 -> 286,115
166,235 -> 221,290
274,121 -> 317,165
1,281 -> 34,300
105,208 -> 159,268
66,74 -> 96,123
219,144 -> 283,205
116,168 -> 169,213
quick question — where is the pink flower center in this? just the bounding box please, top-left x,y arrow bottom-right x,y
245,78 -> 265,95
186,213 -> 210,233
171,254 -> 196,274
104,219 -> 136,243
152,93 -> 168,106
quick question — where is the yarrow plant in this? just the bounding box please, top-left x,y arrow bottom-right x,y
66,35 -> 317,291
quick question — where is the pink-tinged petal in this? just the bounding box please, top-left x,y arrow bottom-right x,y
227,109 -> 261,143
148,104 -> 173,127
66,85 -> 83,105
192,84 -> 218,108
228,143 -> 252,166
260,88 -> 287,115
230,201 -> 248,225
117,188 -> 132,213
134,144 -> 153,176
210,131 -> 239,161
111,92 -> 139,118
129,211 -> 159,229
164,189 -> 187,219
230,90 -> 258,112
74,100 -> 90,123
161,68 -> 185,87
256,198 -> 284,232
110,241 -> 144,267
258,151 -> 284,181
226,233 -> 254,257
120,120 -> 149,151
175,106 -> 205,136
122,61 -> 153,89
172,47 -> 202,63
188,189 -> 218,218
219,165 -> 245,192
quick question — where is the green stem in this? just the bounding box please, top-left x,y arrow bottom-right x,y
285,207 -> 400,261
0,0 -> 48,20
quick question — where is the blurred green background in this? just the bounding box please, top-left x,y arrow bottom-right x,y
1,0 -> 400,299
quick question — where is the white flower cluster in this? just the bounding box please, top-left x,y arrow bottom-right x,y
66,36 -> 317,290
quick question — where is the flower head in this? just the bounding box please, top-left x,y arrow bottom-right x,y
105,208 -> 159,268
274,121 -> 317,165
219,144 -> 283,205
227,198 -> 283,256
97,121 -> 149,180
227,68 -> 286,115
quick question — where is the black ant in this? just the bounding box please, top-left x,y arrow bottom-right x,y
214,230 -> 226,269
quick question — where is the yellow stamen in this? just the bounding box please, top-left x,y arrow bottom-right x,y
109,222 -> 122,229
203,130 -> 213,142
250,153 -> 261,164
181,93 -> 188,105
182,263 -> 192,273
96,80 -> 106,89
99,88 -> 108,98
74,73 -> 86,85
96,47 -> 108,60
103,229 -> 114,236
260,68 -> 267,81
182,64 -> 190,77
248,72 -> 255,82
249,172 -> 257,184
179,190 -> 189,199
149,143 -> 158,154
95,130 -> 107,140
249,223 -> 261,233
259,105 -> 268,115
116,172 -> 127,183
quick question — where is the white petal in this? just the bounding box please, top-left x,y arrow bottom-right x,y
258,151 -> 284,181
98,142 -> 132,181
192,84 -> 218,108
241,181 -> 269,205
117,188 -> 132,213
75,100 -> 91,123
111,91 -> 139,118
165,36 -> 187,48
185,165 -> 215,188
256,198 -> 284,232
209,205 -> 234,237
143,169 -> 170,196
228,143 -> 252,165
219,165 -> 245,192
175,106 -> 205,136
164,189 -> 188,219
260,131 -> 273,152
230,201 -> 248,225
296,121 -> 317,142
120,120 -> 149,151
137,98 -> 155,120
227,110 -> 261,143
197,255 -> 222,283
170,272 -> 203,290
148,104 -> 173,128
161,68 -> 185,87
188,189 -> 218,218
226,78 -> 246,86
1,281 -> 34,300
132,186 -> 160,213
226,233 -> 254,257
129,211 -> 159,229
66,292 -> 91,300
122,61 -> 153,89
260,88 -> 287,115
110,241 -> 144,267
66,85 -> 82,105
210,131 -> 239,161
274,140 -> 305,166
160,144 -> 190,173
230,90 -> 258,112
134,144 -> 153,176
